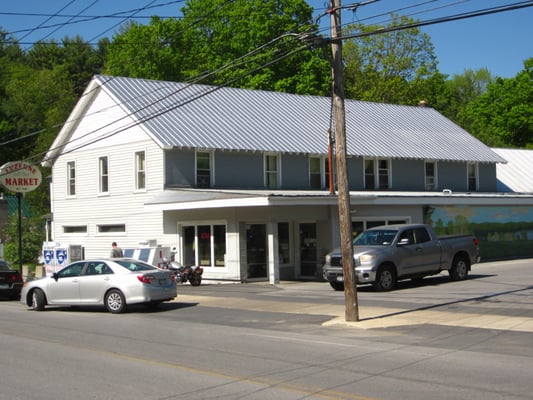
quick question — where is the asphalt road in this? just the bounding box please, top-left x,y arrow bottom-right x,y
1,259 -> 532,400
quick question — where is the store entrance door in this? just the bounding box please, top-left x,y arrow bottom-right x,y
299,223 -> 317,278
246,224 -> 267,279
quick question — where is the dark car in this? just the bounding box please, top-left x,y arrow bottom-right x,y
0,260 -> 24,299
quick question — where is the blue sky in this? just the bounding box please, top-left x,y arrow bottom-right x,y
0,0 -> 531,79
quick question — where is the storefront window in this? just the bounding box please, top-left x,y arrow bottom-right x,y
182,224 -> 226,267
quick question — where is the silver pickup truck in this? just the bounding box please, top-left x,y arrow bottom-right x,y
322,223 -> 480,291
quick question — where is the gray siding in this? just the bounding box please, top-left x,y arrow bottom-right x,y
215,152 -> 263,188
165,149 -> 195,187
347,157 -> 364,190
164,148 -> 499,192
392,159 -> 425,190
439,162 -> 467,191
479,163 -> 497,192
281,155 -> 308,189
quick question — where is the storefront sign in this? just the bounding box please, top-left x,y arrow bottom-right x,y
0,161 -> 42,193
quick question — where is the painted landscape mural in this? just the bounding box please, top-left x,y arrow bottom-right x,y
425,206 -> 533,260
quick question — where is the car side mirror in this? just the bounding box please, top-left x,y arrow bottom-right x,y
52,272 -> 59,282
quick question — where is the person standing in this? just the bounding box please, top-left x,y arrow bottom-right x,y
110,242 -> 124,258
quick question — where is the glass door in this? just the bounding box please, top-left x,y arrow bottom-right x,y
299,223 -> 317,277
246,224 -> 267,279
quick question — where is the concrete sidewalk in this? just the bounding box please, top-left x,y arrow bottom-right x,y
176,291 -> 533,333
177,260 -> 533,332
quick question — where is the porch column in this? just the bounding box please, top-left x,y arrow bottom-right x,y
267,221 -> 280,284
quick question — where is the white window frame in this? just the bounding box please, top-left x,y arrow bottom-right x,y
264,153 -> 280,189
178,221 -> 227,269
98,156 -> 109,194
66,161 -> 76,197
309,156 -> 329,189
364,158 -> 390,190
96,224 -> 126,235
467,162 -> 478,191
135,150 -> 146,191
425,161 -> 437,191
195,151 -> 213,188
63,225 -> 88,234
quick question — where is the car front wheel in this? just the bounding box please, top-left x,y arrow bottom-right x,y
31,289 -> 46,311
105,289 -> 126,314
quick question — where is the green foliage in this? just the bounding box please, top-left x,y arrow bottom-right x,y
2,213 -> 45,265
457,59 -> 533,147
105,18 -> 186,81
178,0 -> 330,94
343,14 -> 438,104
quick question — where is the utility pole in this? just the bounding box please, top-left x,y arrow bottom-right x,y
329,0 -> 359,321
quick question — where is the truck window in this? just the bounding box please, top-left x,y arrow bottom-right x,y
414,227 -> 431,243
399,229 -> 415,245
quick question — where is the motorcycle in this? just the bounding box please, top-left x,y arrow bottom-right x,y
160,259 -> 203,286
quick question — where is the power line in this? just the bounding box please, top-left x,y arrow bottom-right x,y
16,0 -> 77,42
26,34 -> 311,168
335,0 -> 533,41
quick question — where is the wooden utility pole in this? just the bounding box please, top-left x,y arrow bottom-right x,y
330,0 -> 359,321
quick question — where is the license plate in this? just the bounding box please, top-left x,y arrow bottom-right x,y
336,276 -> 344,282
0,283 -> 8,289
159,279 -> 168,285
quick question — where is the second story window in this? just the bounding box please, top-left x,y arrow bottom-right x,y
67,161 -> 76,196
365,159 -> 390,190
196,151 -> 211,188
135,151 -> 146,190
264,154 -> 279,189
99,156 -> 109,194
425,161 -> 437,191
309,156 -> 331,189
309,157 -> 321,189
467,162 -> 478,191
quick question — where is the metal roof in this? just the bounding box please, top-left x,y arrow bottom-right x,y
97,75 -> 505,164
493,148 -> 533,193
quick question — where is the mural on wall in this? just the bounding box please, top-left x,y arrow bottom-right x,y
425,206 -> 533,260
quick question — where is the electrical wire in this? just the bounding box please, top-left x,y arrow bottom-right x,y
2,0 -> 533,174
16,0 -> 77,42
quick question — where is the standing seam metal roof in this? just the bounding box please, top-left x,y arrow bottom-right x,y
97,75 -> 506,163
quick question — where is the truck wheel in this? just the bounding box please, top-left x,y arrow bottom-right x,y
449,255 -> 470,281
373,265 -> 396,292
329,281 -> 344,291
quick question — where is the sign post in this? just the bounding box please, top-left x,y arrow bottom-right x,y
0,161 -> 42,273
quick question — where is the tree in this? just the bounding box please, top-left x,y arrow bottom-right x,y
343,14 -> 438,104
27,36 -> 107,96
105,0 -> 331,95
458,58 -> 533,147
2,214 -> 45,266
444,68 -> 492,121
105,18 -> 186,82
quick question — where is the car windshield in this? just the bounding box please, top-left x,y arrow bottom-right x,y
353,229 -> 397,246
115,259 -> 157,272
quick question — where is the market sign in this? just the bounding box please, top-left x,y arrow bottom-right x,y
0,161 -> 42,193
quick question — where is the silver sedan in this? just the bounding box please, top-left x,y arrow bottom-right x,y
20,258 -> 177,313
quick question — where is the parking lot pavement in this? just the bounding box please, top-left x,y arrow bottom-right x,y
176,260 -> 533,332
